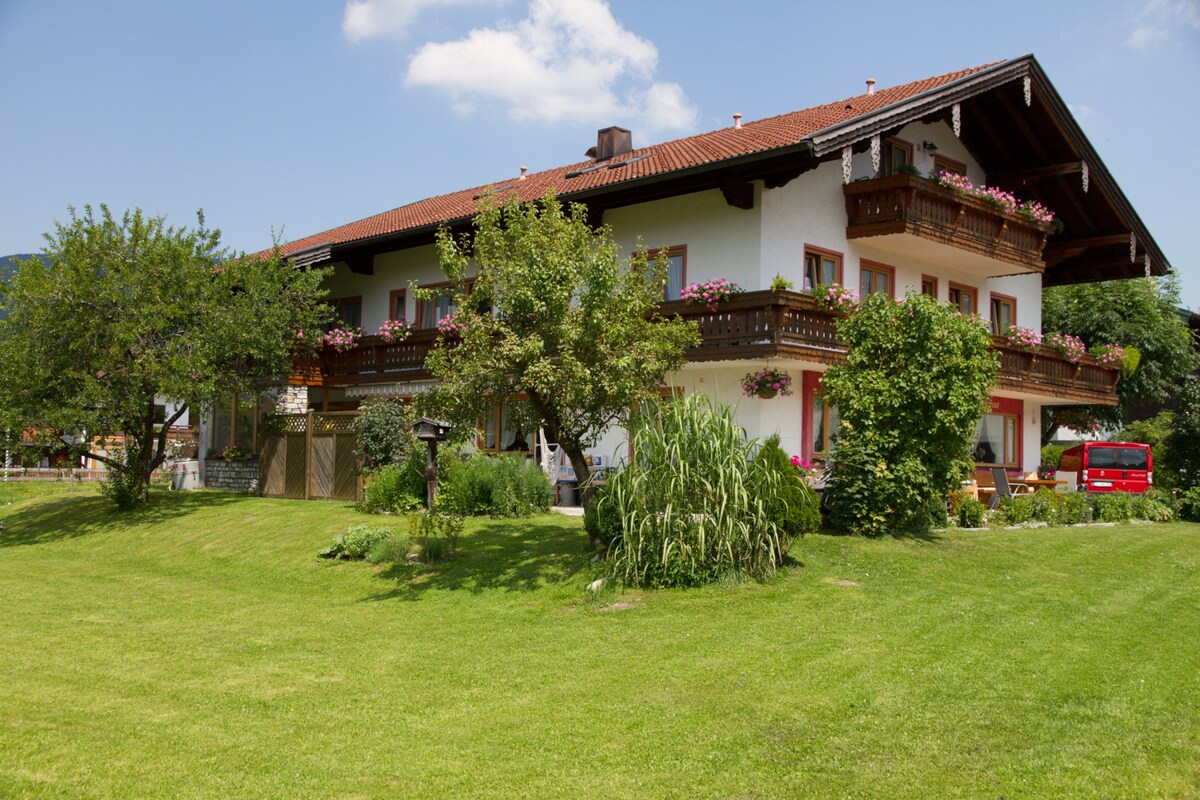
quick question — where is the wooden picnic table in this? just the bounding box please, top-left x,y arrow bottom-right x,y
1011,478 -> 1068,492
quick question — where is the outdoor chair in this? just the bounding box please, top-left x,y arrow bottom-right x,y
987,467 -> 1030,510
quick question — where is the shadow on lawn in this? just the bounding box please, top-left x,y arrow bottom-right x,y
361,518 -> 591,602
0,490 -> 246,548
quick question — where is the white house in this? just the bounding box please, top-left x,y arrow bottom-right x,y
218,55 -> 1170,495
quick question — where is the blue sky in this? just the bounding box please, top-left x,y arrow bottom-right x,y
1,0 -> 1197,305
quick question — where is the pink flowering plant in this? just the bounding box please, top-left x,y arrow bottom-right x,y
1091,343 -> 1126,368
812,283 -> 860,314
1046,332 -> 1086,363
681,278 -> 742,311
324,326 -> 362,353
377,318 -> 415,344
1003,325 -> 1043,352
742,367 -> 793,397
436,310 -> 465,337
790,454 -> 820,484
934,171 -> 1055,226
1055,406 -> 1104,436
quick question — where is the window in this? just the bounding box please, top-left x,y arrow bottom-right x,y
990,294 -> 1016,335
417,283 -> 456,329
859,260 -> 894,298
663,245 -> 686,301
973,413 -> 1018,467
882,138 -> 914,175
478,400 -> 534,454
920,274 -> 938,298
948,282 -> 977,315
331,296 -> 362,330
932,154 -> 967,178
211,393 -> 269,454
803,246 -> 842,291
389,289 -> 407,321
812,399 -> 840,459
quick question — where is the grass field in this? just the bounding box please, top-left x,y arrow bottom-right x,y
0,489 -> 1197,799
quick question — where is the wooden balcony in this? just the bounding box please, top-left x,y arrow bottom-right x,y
843,174 -> 1051,273
313,290 -> 1119,405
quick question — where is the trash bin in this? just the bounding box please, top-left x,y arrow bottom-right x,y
172,460 -> 201,491
557,481 -> 579,507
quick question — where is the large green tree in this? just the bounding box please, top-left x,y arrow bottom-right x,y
822,292 -> 997,535
0,205 -> 330,507
1042,275 -> 1197,436
420,192 -> 699,503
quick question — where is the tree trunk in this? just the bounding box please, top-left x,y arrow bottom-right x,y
561,443 -> 594,508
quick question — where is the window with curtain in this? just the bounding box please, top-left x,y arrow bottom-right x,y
812,399 -> 840,458
973,413 -> 1018,466
663,246 -> 686,301
990,295 -> 1016,335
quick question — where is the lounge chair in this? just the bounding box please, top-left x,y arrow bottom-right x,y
987,467 -> 1030,510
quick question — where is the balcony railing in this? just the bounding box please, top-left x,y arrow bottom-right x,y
314,290 -> 1119,405
843,174 -> 1051,272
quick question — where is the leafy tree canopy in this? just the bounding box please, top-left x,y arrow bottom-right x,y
0,205 -> 330,506
822,292 -> 997,535
418,192 -> 699,502
1042,275 -> 1197,430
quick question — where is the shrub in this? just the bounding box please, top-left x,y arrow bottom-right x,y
606,394 -> 785,588
1092,492 -> 1135,523
1040,444 -> 1066,471
584,485 -> 623,549
1121,412 -> 1175,489
1058,492 -> 1093,525
319,524 -> 396,560
437,453 -> 552,517
362,462 -> 426,514
957,496 -> 986,528
822,292 -> 996,536
1164,377 -> 1200,491
410,509 -> 464,562
996,494 -> 1035,526
751,435 -> 821,542
1028,488 -> 1063,526
1130,493 -> 1173,523
1177,487 -> 1200,522
355,398 -> 418,473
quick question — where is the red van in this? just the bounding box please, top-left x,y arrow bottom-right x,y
1058,442 -> 1153,494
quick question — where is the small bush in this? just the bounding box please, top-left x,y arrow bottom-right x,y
1028,488 -> 1063,526
1177,487 -> 1200,522
1058,491 -> 1093,525
752,435 -> 821,542
996,494 -> 1035,526
957,496 -> 986,528
1092,492 -> 1135,523
410,509 -> 465,562
584,485 -> 622,549
355,398 -> 417,472
438,453 -> 552,517
319,524 -> 396,560
362,463 -> 425,514
1130,493 -> 1174,522
1040,444 -> 1066,471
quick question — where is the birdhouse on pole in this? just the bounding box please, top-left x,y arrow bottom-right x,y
411,418 -> 452,509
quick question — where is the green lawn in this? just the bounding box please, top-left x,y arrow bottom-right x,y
1,491 -> 1197,799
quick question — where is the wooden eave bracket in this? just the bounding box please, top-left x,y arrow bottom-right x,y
990,161 -> 1084,187
720,178 -> 755,210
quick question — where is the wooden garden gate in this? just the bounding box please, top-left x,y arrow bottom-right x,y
260,411 -> 359,501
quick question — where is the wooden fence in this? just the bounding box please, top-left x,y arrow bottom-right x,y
260,411 -> 359,501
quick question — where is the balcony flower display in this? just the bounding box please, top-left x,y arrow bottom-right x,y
378,318 -> 415,344
681,278 -> 742,311
1003,325 -> 1043,352
1055,407 -> 1104,436
742,367 -> 793,399
437,310 -> 465,337
324,326 -> 362,353
812,283 -> 859,314
1046,332 -> 1086,363
934,171 -> 1055,226
1091,343 -> 1126,368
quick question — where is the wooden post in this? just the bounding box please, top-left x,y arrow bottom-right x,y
425,439 -> 438,510
304,409 -> 314,500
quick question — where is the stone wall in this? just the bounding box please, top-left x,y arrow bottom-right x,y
277,385 -> 308,415
204,458 -> 260,493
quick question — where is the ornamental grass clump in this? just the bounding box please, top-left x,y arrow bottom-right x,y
681,278 -> 742,311
605,394 -> 786,588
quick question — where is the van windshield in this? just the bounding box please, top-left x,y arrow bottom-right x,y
1090,447 -> 1148,470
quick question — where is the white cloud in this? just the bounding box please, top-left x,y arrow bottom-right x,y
1125,0 -> 1200,49
342,0 -> 491,43
404,0 -> 698,133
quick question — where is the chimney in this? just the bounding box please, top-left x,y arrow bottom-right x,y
518,165 -> 528,180
594,126 -> 632,161
866,78 -> 876,95
733,113 -> 743,129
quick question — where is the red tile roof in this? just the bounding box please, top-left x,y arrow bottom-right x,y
278,62 -> 1000,258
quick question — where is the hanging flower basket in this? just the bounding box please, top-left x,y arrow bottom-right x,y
742,368 -> 792,398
